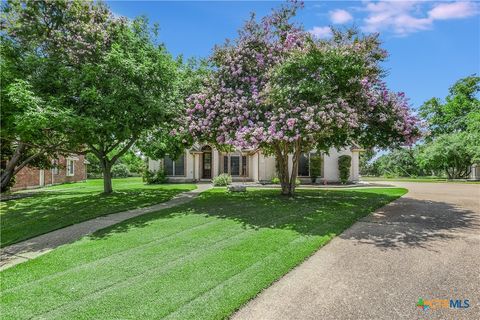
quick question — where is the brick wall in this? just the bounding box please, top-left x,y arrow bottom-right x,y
12,155 -> 87,191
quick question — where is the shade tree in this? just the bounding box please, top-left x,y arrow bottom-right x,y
2,0 -> 182,193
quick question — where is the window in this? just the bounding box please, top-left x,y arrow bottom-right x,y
66,159 -> 75,176
297,153 -> 322,177
242,156 -> 247,176
223,156 -> 228,173
298,153 -> 310,177
222,154 -> 248,176
164,154 -> 185,176
230,156 -> 240,176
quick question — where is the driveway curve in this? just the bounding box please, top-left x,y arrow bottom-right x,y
232,182 -> 480,320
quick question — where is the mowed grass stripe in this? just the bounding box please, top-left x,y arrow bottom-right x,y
25,204 -> 326,320
2,194 -> 310,294
1,213 -> 217,291
1,188 -> 406,320
39,228 -> 301,320
33,228 -> 297,319
163,224 -> 336,319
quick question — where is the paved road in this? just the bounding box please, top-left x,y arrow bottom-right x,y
0,184 -> 212,270
233,182 -> 480,320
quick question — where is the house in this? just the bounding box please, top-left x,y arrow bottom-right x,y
148,144 -> 362,183
12,155 -> 88,191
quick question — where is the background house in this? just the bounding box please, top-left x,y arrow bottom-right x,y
148,145 -> 361,183
12,155 -> 88,191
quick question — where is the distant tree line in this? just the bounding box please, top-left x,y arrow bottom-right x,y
361,75 -> 480,179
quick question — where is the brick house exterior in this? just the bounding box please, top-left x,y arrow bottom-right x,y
12,155 -> 87,191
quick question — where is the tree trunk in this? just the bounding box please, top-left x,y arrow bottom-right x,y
102,164 -> 113,194
1,169 -> 14,193
274,141 -> 301,197
1,142 -> 26,193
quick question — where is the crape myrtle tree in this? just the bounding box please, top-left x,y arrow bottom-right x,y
185,2 -> 419,195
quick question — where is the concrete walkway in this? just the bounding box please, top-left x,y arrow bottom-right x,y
233,182 -> 480,320
0,184 -> 212,271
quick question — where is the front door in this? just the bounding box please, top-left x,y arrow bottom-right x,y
202,152 -> 212,179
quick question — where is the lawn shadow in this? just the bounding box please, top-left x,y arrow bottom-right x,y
1,187 -> 190,247
88,188 -> 478,252
339,196 -> 479,250
88,188 -> 399,240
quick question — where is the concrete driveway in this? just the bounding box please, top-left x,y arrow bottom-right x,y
232,182 -> 480,320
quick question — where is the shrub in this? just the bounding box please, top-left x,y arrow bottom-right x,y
338,155 -> 352,184
272,176 -> 300,185
143,169 -> 168,184
87,172 -> 103,179
111,164 -> 130,178
212,173 -> 232,186
310,155 -> 322,183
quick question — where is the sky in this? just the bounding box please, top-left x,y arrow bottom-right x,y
107,0 -> 480,109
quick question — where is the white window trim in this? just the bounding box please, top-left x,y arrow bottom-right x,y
66,159 -> 75,177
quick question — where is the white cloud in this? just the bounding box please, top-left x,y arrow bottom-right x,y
428,1 -> 479,20
359,1 -> 479,36
308,26 -> 332,39
329,9 -> 353,24
361,1 -> 431,36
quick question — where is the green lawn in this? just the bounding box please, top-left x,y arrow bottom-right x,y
1,187 -> 405,320
0,178 -> 196,247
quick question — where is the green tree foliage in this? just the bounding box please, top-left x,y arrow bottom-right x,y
368,75 -> 480,179
417,75 -> 479,177
137,58 -> 210,162
0,79 -> 75,191
0,0 -> 97,191
419,75 -> 480,139
186,3 -> 418,196
2,0 -> 182,193
417,132 -> 476,179
359,148 -> 377,176
64,17 -> 178,193
375,148 -> 425,177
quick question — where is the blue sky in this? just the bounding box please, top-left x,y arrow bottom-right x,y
107,1 -> 480,109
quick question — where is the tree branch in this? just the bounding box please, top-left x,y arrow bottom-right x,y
12,150 -> 45,176
111,136 -> 137,165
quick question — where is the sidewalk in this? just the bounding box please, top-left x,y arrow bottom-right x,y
0,184 -> 212,271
